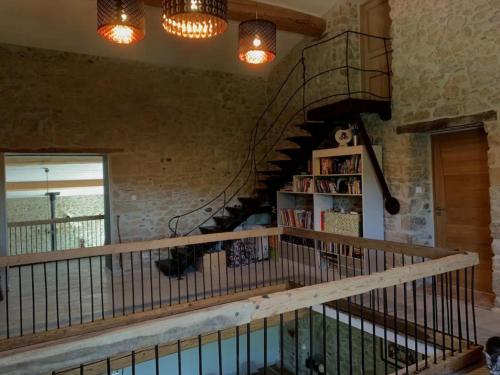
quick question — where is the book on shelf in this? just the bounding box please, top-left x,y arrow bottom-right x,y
294,177 -> 314,193
280,208 -> 313,229
315,179 -> 337,193
315,177 -> 361,194
320,154 -> 361,175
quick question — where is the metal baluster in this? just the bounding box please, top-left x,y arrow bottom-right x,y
5,267 -> 9,338
121,254 -> 125,316
383,253 -> 388,375
199,335 -> 203,375
31,264 -> 35,333
309,307 -> 313,375
67,260 -> 72,326
18,267 -> 23,335
156,345 -> 160,375
336,299 -> 340,375
423,258 -> 428,368
440,273 -> 446,361
456,270 -> 463,353
140,251 -> 145,310
43,263 -> 48,332
449,272 -> 454,356
209,249 -> 214,298
111,255 -> 116,317
471,267 -> 477,345
149,250 -> 154,309
131,252 -> 136,313
464,268 -> 470,348
218,330 -> 223,375
247,323 -> 251,375
90,257 -> 95,322
280,314 -> 284,375
432,275 -> 438,364
178,341 -> 182,375
78,259 -> 82,324
236,325 -> 240,375
412,257 -> 418,371
295,310 -> 299,374
403,255 -> 409,373
100,256 -> 104,320
392,253 -> 398,373
132,350 -> 136,375
217,249 -> 221,297
158,249 -> 163,307
322,304 -> 327,375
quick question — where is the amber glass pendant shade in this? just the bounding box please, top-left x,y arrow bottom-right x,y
162,0 -> 228,39
97,0 -> 145,44
239,19 -> 276,65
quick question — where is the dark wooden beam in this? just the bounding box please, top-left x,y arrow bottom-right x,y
144,0 -> 327,37
396,110 -> 497,134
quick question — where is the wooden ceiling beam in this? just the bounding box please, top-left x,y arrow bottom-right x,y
143,0 -> 327,37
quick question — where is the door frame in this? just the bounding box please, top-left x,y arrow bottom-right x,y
431,127 -> 495,306
359,0 -> 393,99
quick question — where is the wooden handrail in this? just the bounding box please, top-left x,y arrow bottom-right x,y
0,227 -> 283,267
0,252 -> 479,375
7,215 -> 105,228
0,225 -> 465,267
283,227 -> 462,259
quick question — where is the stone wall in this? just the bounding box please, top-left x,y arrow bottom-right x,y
266,0 -> 500,303
388,0 -> 500,305
0,44 -> 267,242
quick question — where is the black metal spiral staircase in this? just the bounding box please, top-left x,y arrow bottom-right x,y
168,31 -> 399,237
198,99 -> 392,234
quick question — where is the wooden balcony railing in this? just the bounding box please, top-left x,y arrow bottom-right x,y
0,227 -> 481,375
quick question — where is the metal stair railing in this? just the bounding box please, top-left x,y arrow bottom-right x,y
168,30 -> 392,236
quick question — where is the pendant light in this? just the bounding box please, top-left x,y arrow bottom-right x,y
97,0 -> 145,44
162,0 -> 228,39
239,19 -> 276,65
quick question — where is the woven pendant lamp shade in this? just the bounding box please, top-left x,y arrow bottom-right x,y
97,0 -> 145,44
162,0 -> 228,39
239,19 -> 276,65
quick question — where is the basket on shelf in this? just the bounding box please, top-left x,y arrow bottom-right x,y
322,211 -> 361,237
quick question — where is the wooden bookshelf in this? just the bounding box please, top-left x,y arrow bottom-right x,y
277,146 -> 384,274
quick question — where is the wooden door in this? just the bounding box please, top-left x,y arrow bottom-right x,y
433,129 -> 492,296
360,0 -> 392,100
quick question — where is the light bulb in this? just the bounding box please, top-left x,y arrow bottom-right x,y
120,12 -> 128,22
253,36 -> 262,48
109,25 -> 134,44
243,50 -> 268,64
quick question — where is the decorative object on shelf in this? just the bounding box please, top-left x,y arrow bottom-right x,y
97,0 -> 145,44
335,128 -> 353,147
350,123 -> 360,146
239,19 -> 277,65
162,0 -> 228,39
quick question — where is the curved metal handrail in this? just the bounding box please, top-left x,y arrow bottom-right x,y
168,30 -> 392,236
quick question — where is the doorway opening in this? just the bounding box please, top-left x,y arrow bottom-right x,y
4,154 -> 110,255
